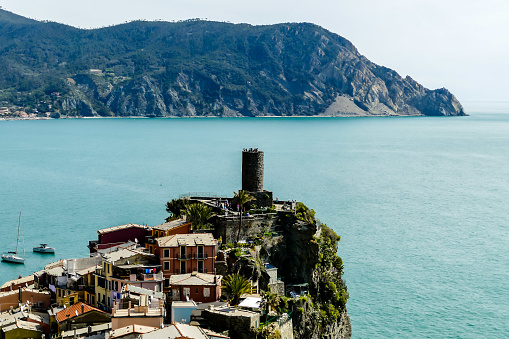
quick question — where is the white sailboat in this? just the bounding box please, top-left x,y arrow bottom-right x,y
2,212 -> 25,264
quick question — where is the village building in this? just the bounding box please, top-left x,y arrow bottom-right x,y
1,318 -> 44,339
155,233 -> 217,292
169,272 -> 222,303
95,248 -> 162,312
0,274 -> 36,293
110,300 -> 165,330
55,302 -> 110,333
140,322 -> 212,339
146,218 -> 192,254
109,324 -> 157,339
202,306 -> 261,339
0,288 -> 51,312
90,224 -> 151,253
26,313 -> 50,338
170,300 -> 197,324
121,285 -> 164,311
59,322 -> 111,339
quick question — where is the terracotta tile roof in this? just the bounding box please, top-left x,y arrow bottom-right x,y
55,302 -> 108,323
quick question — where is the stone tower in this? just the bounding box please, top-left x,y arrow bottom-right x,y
242,149 -> 264,192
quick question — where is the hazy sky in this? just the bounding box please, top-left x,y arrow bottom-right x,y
1,0 -> 508,103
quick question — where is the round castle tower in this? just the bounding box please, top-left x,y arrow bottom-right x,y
242,149 -> 264,192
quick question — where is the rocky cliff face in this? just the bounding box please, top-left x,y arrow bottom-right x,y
0,10 -> 464,117
220,209 -> 351,338
262,217 -> 351,338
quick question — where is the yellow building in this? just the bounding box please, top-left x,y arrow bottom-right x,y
95,248 -> 161,312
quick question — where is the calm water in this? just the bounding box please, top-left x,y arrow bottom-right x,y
1,103 -> 508,338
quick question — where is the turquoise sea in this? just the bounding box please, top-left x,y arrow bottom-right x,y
1,102 -> 508,338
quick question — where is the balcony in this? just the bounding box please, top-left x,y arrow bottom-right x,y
137,272 -> 164,282
176,254 -> 190,260
193,253 -> 209,260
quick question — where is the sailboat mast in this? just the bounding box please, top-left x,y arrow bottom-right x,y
21,212 -> 25,257
15,212 -> 21,254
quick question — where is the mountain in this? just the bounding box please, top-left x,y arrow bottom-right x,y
0,9 -> 465,117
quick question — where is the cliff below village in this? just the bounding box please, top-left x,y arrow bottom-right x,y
208,200 -> 351,339
0,9 -> 464,118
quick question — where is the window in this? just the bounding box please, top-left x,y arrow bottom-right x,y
164,261 -> 170,271
164,278 -> 170,287
198,245 -> 204,258
203,288 -> 210,298
198,260 -> 204,273
163,249 -> 170,258
195,288 -> 198,294
180,246 -> 186,258
183,287 -> 190,298
180,261 -> 186,274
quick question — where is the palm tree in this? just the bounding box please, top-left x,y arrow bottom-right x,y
261,291 -> 281,315
184,203 -> 216,229
233,190 -> 255,242
222,273 -> 252,306
165,198 -> 188,221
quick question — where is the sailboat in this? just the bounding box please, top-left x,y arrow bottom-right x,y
1,212 -> 25,264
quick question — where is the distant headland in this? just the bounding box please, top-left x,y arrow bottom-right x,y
0,8 -> 464,119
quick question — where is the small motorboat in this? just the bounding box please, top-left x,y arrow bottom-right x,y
33,243 -> 55,254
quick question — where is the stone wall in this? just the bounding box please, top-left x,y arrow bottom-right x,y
278,314 -> 294,339
268,281 -> 285,295
203,308 -> 260,339
214,214 -> 278,244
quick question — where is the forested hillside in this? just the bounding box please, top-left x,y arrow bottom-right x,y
0,9 -> 464,118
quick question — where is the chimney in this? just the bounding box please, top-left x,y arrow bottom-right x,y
81,303 -> 85,314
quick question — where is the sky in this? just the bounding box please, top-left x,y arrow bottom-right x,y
0,0 -> 508,103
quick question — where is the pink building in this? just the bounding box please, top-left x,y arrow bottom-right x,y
169,272 -> 222,303
155,233 -> 217,292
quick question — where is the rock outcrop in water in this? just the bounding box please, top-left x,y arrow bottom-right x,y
0,8 -> 465,117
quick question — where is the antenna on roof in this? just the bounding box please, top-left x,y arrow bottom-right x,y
75,310 -> 79,317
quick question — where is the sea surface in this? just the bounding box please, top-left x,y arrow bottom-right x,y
1,102 -> 508,338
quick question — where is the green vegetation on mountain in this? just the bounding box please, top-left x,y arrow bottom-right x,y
0,9 -> 465,118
